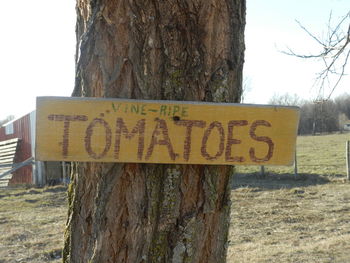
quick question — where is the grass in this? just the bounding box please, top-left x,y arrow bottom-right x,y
237,132 -> 350,177
228,175 -> 350,262
0,186 -> 66,263
228,132 -> 350,262
0,133 -> 349,262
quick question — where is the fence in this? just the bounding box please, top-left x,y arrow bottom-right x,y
347,141 -> 350,180
238,134 -> 350,180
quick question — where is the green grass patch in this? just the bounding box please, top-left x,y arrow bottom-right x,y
237,133 -> 350,178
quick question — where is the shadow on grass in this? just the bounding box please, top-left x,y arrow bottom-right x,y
232,172 -> 332,190
42,185 -> 67,193
0,185 -> 67,199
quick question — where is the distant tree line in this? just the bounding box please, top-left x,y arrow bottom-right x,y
269,93 -> 350,135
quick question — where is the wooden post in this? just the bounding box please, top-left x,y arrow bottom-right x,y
260,166 -> 265,177
346,141 -> 350,181
294,150 -> 298,177
62,161 -> 66,185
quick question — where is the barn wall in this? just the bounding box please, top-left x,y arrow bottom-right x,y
0,112 -> 34,184
1,111 -> 65,186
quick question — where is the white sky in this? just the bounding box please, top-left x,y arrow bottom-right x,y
0,0 -> 349,120
244,0 -> 350,103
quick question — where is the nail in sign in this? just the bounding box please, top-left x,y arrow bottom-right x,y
36,97 -> 300,165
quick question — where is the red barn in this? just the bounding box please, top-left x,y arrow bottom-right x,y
0,112 -> 66,187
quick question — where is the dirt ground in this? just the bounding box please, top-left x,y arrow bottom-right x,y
0,174 -> 349,262
227,173 -> 350,263
0,186 -> 66,263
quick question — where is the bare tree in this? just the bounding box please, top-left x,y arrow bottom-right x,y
283,11 -> 350,100
268,93 -> 341,135
241,76 -> 252,103
268,93 -> 304,106
335,93 -> 350,119
298,102 -> 314,135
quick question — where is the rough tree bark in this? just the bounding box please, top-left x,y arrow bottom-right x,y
63,1 -> 245,262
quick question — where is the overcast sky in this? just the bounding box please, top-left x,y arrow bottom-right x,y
0,0 -> 349,120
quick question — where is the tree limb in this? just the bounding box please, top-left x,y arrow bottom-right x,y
282,11 -> 350,99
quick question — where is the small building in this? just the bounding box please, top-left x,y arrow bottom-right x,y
339,113 -> 350,132
344,123 -> 350,131
0,112 -> 66,187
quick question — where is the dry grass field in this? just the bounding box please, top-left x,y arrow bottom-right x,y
0,186 -> 66,263
228,133 -> 350,262
228,175 -> 350,263
0,133 -> 349,262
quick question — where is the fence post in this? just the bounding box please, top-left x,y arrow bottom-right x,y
62,161 -> 67,185
294,150 -> 298,177
260,166 -> 265,177
347,141 -> 350,181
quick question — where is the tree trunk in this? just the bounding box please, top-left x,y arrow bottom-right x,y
63,1 -> 245,262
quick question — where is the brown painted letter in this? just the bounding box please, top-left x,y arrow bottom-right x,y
201,121 -> 225,160
85,118 -> 112,159
114,118 -> 146,160
146,118 -> 177,161
225,120 -> 248,162
174,120 -> 206,161
48,114 -> 88,158
249,120 -> 274,162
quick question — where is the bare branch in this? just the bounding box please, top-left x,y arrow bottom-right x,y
327,48 -> 350,99
283,11 -> 350,99
295,19 -> 325,46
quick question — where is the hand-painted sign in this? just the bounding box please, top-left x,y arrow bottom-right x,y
36,97 -> 300,165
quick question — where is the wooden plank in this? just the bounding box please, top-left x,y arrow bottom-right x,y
0,157 -> 15,162
0,138 -> 18,169
0,158 -> 15,164
0,138 -> 19,146
0,158 -> 13,164
36,96 -> 300,165
0,152 -> 16,159
0,143 -> 18,151
0,178 -> 11,182
0,157 -> 34,179
0,150 -> 16,157
0,147 -> 17,154
0,169 -> 10,174
0,155 -> 13,161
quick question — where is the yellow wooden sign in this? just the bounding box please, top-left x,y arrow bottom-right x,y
36,97 -> 300,165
